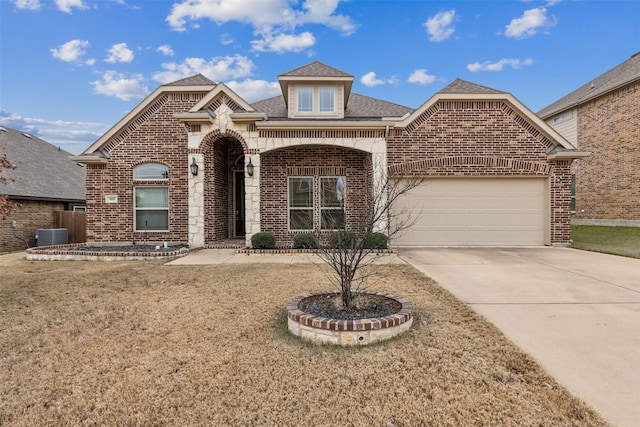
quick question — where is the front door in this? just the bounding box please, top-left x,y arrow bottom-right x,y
234,170 -> 245,236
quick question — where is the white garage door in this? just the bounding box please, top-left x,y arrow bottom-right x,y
392,178 -> 548,246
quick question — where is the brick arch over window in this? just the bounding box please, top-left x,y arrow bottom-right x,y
389,156 -> 552,176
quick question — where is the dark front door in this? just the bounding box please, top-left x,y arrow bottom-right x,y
235,171 -> 245,236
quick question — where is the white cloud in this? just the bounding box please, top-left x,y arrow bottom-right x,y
50,39 -> 90,63
55,0 -> 88,13
226,79 -> 281,103
152,55 -> 255,84
157,45 -> 174,56
13,0 -> 42,10
251,31 -> 316,53
504,8 -> 555,39
220,34 -> 234,45
105,43 -> 134,63
91,71 -> 149,101
166,0 -> 357,40
408,69 -> 436,85
466,58 -> 534,72
360,71 -> 397,87
424,9 -> 456,42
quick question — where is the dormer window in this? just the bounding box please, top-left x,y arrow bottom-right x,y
319,87 -> 334,112
292,86 -> 339,118
297,87 -> 313,112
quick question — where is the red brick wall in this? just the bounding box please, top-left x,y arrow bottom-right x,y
387,100 -> 573,244
260,146 -> 371,246
574,81 -> 640,222
1,200 -> 65,252
85,92 -> 205,244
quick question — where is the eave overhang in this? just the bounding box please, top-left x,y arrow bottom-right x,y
546,151 -> 591,160
174,111 -> 217,123
70,155 -> 110,164
230,112 -> 268,122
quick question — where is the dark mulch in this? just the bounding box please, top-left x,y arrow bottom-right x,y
298,292 -> 401,320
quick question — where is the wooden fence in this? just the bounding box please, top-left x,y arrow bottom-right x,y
54,211 -> 86,244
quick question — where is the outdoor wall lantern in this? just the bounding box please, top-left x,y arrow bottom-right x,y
190,157 -> 199,177
246,157 -> 254,177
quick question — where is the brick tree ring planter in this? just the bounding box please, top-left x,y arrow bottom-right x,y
287,291 -> 413,346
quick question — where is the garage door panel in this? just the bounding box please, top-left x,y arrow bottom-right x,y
392,178 -> 547,246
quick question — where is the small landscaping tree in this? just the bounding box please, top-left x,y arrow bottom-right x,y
313,170 -> 424,309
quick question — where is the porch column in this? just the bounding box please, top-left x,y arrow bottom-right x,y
188,153 -> 205,248
244,153 -> 260,247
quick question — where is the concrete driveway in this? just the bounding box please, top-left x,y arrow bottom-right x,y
399,247 -> 640,427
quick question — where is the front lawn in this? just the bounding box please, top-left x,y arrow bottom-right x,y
0,254 -> 607,426
571,225 -> 640,259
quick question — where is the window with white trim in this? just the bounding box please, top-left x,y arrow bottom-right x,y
319,87 -> 335,112
289,177 -> 314,230
320,177 -> 345,229
288,176 -> 346,230
134,163 -> 169,180
134,187 -> 169,231
297,88 -> 313,112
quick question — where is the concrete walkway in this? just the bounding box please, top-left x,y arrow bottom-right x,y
168,247 -> 640,426
400,247 -> 640,427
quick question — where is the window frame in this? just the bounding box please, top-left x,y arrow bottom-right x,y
288,177 -> 314,231
133,163 -> 169,180
297,87 -> 313,113
319,87 -> 335,113
134,186 -> 169,232
320,176 -> 345,230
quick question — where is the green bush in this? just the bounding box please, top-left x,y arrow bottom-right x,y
364,232 -> 388,249
251,232 -> 276,249
293,233 -> 318,249
329,230 -> 356,249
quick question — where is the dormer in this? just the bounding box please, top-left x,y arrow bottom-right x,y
278,61 -> 354,119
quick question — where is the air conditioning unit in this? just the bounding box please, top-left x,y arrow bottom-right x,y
36,228 -> 68,246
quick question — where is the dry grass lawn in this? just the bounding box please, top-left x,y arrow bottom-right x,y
0,253 -> 608,426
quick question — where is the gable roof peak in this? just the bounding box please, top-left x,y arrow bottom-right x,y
164,73 -> 216,86
279,61 -> 353,78
438,78 -> 506,95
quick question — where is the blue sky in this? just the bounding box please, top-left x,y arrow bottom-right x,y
1,0 -> 638,155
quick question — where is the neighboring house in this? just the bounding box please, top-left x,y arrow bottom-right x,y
0,126 -> 86,252
72,61 -> 587,248
539,52 -> 640,226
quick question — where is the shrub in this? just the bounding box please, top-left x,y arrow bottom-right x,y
329,230 -> 356,249
251,232 -> 276,249
293,233 -> 318,249
364,232 -> 388,249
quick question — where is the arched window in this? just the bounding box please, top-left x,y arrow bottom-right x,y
133,163 -> 169,180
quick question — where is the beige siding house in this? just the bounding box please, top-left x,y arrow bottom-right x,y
539,52 -> 640,226
73,61 -> 587,248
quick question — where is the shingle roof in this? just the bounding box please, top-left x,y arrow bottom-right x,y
538,52 -> 640,118
250,92 -> 413,120
165,73 -> 216,86
438,78 -> 505,94
279,61 -> 353,78
0,126 -> 85,201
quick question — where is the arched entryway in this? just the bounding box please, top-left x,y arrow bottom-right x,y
203,137 -> 246,243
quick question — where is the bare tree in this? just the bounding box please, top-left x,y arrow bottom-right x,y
312,170 -> 424,309
0,150 -> 16,220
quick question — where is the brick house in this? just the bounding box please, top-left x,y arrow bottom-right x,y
539,52 -> 640,226
73,61 -> 586,248
0,126 -> 86,252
